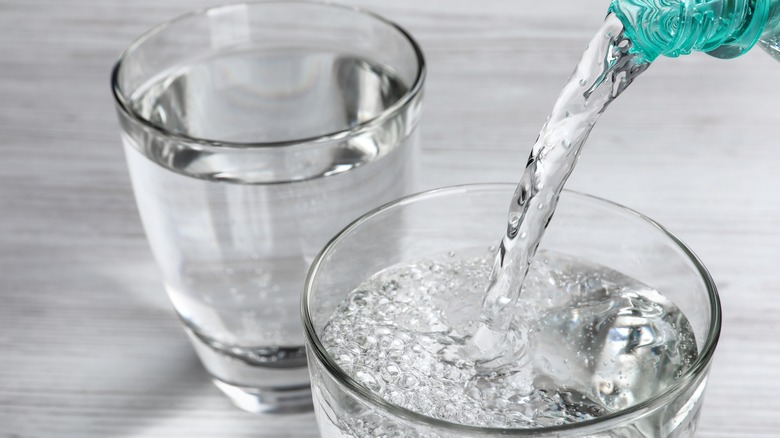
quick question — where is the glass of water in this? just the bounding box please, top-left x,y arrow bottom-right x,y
303,184 -> 721,436
111,1 -> 424,413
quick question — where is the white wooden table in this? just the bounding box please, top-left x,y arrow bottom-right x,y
2,0 -> 779,436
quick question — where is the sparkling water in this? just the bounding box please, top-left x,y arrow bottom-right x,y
321,249 -> 697,429
122,49 -> 416,366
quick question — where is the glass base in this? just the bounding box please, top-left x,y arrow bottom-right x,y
213,378 -> 313,414
184,327 -> 313,414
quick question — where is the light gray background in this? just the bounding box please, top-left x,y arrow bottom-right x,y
2,0 -> 778,436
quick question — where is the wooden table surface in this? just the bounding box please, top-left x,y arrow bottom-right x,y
2,0 -> 779,436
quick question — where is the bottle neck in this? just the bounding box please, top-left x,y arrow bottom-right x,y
609,0 -> 771,62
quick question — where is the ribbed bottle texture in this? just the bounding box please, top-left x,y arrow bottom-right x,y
609,0 -> 780,62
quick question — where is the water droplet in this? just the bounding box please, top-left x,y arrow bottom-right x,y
448,250 -> 456,257
579,79 -> 587,86
562,139 -> 572,148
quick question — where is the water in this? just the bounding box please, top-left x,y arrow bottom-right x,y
320,249 -> 697,429
474,13 -> 650,368
316,12 -> 699,433
129,49 -> 411,183
122,50 -> 417,372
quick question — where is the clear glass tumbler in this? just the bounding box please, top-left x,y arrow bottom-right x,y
112,1 -> 424,413
303,184 -> 721,436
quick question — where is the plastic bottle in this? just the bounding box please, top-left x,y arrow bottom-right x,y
609,0 -> 780,62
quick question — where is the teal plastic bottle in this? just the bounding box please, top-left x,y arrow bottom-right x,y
609,0 -> 780,62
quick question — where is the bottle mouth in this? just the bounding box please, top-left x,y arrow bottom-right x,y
609,0 -> 769,62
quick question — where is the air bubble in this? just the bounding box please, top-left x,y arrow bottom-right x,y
337,353 -> 353,365
381,364 -> 401,382
354,333 -> 377,349
387,337 -> 405,350
375,327 -> 392,337
398,374 -> 419,389
382,280 -> 399,295
436,402 -> 458,420
388,390 -> 406,405
355,369 -> 383,393
379,336 -> 393,349
416,393 -> 434,414
349,290 -> 368,307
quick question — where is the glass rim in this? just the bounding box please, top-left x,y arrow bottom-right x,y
302,183 -> 722,435
110,0 -> 426,149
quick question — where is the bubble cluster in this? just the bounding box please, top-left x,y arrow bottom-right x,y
320,249 -> 698,431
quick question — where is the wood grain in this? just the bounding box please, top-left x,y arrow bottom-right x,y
2,0 -> 779,436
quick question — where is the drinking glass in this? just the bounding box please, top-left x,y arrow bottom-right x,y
112,1 -> 425,413
303,184 -> 721,436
